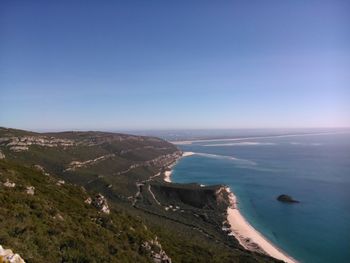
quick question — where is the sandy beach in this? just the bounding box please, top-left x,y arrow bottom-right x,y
163,170 -> 172,182
226,188 -> 297,263
182,151 -> 195,157
163,151 -> 195,182
164,152 -> 297,262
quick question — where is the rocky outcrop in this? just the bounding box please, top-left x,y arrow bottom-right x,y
277,194 -> 299,203
0,136 -> 74,152
33,165 -> 44,173
0,130 -> 175,153
3,179 -> 15,188
9,146 -> 29,152
25,186 -> 35,195
0,245 -> 25,263
141,237 -> 171,263
91,194 -> 110,214
53,213 -> 64,221
84,197 -> 92,205
115,151 -> 182,176
64,154 -> 115,172
56,180 -> 65,186
32,165 -> 50,176
150,183 -> 226,210
146,151 -> 182,168
0,150 -> 5,159
216,186 -> 232,208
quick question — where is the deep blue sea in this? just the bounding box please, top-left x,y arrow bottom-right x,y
171,133 -> 350,263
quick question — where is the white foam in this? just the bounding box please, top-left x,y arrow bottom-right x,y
203,142 -> 275,147
290,142 -> 323,146
193,152 -> 257,166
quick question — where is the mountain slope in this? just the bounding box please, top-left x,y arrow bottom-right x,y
0,159 -> 169,263
0,127 -> 279,263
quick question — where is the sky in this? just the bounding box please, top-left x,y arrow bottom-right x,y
1,0 -> 349,131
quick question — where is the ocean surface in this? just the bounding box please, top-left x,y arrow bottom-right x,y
171,133 -> 350,263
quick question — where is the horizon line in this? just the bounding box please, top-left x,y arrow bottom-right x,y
2,125 -> 350,133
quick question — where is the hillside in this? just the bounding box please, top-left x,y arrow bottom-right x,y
0,127 -> 279,263
0,159 -> 170,263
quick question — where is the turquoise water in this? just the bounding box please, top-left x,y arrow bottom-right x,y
172,133 -> 350,263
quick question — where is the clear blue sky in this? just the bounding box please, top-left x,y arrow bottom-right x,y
1,0 -> 349,130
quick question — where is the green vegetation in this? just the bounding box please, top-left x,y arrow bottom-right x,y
0,160 -> 155,263
0,127 -> 280,262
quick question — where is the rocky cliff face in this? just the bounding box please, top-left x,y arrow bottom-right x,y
90,194 -> 110,214
0,136 -> 74,152
0,150 -> 5,159
142,237 -> 172,263
0,128 -> 177,153
0,245 -> 25,263
150,183 -> 229,210
114,151 -> 182,176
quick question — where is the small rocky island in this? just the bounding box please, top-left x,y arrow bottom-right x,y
277,194 -> 299,203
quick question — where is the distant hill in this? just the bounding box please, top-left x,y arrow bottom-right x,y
0,127 -> 180,198
0,127 -> 279,263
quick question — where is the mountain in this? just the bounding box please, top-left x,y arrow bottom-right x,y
0,127 -> 279,263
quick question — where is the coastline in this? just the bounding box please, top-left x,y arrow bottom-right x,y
163,151 -> 195,182
164,151 -> 297,263
225,187 -> 297,263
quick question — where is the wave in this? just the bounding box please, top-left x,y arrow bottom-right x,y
202,142 -> 276,147
190,152 -> 283,172
192,152 -> 257,166
290,142 -> 323,146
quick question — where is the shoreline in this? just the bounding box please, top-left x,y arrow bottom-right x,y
163,151 -> 195,182
225,187 -> 297,263
164,151 -> 297,263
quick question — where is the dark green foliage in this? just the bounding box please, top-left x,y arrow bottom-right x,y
0,160 -> 153,263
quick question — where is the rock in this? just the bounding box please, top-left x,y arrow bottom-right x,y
0,138 -> 10,144
3,179 -> 15,188
33,164 -> 45,173
56,180 -> 65,186
92,194 -> 110,214
0,150 -> 5,159
2,136 -> 75,152
9,146 -> 28,152
53,213 -> 64,221
64,154 -> 115,172
141,237 -> 172,263
25,186 -> 35,195
277,194 -> 299,203
0,245 -> 25,263
84,197 -> 92,205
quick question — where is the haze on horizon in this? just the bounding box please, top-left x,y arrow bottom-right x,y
1,0 -> 349,131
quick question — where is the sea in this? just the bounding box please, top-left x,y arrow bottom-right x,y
170,132 -> 350,263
